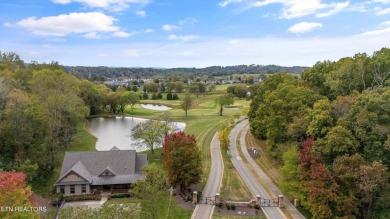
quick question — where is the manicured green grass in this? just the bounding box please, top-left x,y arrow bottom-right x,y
106,197 -> 192,219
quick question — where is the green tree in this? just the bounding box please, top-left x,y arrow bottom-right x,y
307,98 -> 334,138
215,93 -> 234,116
131,164 -> 168,219
127,91 -> 140,111
79,80 -> 102,115
131,120 -> 165,154
180,92 -> 192,116
163,132 -> 202,189
313,125 -> 359,164
142,92 -> 148,99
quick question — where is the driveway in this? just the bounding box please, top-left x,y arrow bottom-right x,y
229,120 -> 286,219
191,133 -> 224,219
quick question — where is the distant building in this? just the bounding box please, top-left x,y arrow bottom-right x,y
54,147 -> 147,196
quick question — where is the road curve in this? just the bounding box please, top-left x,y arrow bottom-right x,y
191,133 -> 224,219
229,120 -> 286,219
240,120 -> 305,219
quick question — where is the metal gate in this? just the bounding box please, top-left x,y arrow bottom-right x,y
198,196 -> 216,205
259,198 -> 279,207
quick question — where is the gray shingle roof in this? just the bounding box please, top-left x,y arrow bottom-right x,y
55,150 -> 147,186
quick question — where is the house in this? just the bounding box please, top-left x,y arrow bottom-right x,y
54,147 -> 147,197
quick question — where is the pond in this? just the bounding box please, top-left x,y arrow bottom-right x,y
140,104 -> 172,111
86,116 -> 186,151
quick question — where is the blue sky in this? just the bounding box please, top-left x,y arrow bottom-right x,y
0,0 -> 389,68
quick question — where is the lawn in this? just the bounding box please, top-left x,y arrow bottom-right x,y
106,197 -> 192,219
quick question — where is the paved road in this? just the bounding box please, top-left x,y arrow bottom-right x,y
240,121 -> 305,219
191,133 -> 224,219
229,120 -> 286,219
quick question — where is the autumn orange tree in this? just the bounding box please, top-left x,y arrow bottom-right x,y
0,172 -> 39,219
163,131 -> 202,190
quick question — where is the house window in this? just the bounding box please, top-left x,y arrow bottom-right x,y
105,170 -> 109,175
70,185 -> 75,194
60,186 -> 65,194
82,184 -> 86,193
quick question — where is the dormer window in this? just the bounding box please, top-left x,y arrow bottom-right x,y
105,170 -> 109,175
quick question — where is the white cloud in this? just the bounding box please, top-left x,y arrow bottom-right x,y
219,0 -> 244,7
316,1 -> 350,17
17,12 -> 119,36
373,0 -> 390,4
4,22 -> 12,27
168,34 -> 199,41
145,29 -> 154,33
123,49 -> 140,57
83,32 -> 101,39
162,24 -> 180,31
178,17 -> 198,26
287,22 -> 323,33
224,0 -> 350,19
136,11 -> 146,17
112,31 -> 132,38
377,7 -> 390,15
52,0 -> 150,11
380,20 -> 390,26
362,26 -> 390,35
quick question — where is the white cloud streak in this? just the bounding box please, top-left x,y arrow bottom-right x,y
287,22 -> 323,33
376,7 -> 390,15
222,0 -> 351,19
219,0 -> 244,7
17,12 -> 119,36
316,1 -> 350,17
136,11 -> 146,17
112,31 -> 132,38
168,34 -> 199,41
162,24 -> 180,31
52,0 -> 150,11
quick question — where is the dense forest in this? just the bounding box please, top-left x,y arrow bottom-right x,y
64,65 -> 307,81
248,48 -> 390,218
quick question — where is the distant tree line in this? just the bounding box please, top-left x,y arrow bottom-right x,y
63,65 -> 308,81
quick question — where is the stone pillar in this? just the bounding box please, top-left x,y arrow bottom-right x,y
294,198 -> 300,207
278,195 -> 284,208
256,195 -> 261,204
193,191 -> 198,205
215,193 -> 220,204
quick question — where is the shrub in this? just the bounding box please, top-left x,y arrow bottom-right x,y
172,93 -> 179,100
64,195 -> 99,202
215,202 -> 223,208
151,93 -> 158,100
255,204 -> 261,210
143,92 -> 148,99
166,92 -> 173,100
157,92 -> 163,99
111,193 -> 130,199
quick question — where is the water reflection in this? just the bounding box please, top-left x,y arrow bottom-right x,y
86,116 -> 185,151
